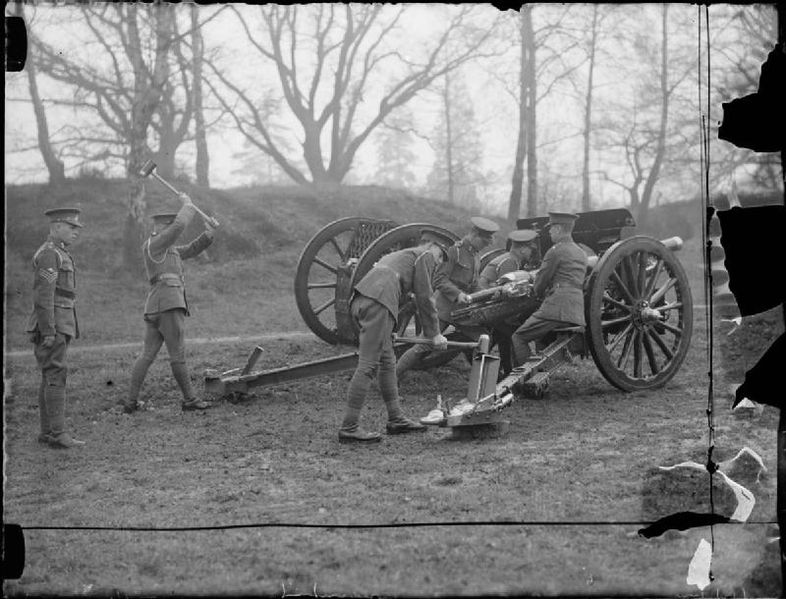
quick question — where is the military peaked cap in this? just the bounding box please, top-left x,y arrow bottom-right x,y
45,207 -> 84,228
470,216 -> 499,236
151,212 -> 178,225
548,212 -> 579,225
508,229 -> 538,244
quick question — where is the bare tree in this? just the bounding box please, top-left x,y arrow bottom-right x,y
580,4 -> 600,212
191,4 -> 210,187
595,5 -> 695,228
505,5 -> 583,220
426,70 -> 485,209
30,4 -> 224,178
17,3 -> 65,185
373,108 -> 418,190
210,4 -> 500,186
507,8 -> 531,222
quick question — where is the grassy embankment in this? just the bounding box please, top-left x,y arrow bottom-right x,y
4,180 -> 784,596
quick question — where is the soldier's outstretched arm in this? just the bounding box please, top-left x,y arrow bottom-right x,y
148,200 -> 196,255
175,228 -> 215,260
412,252 -> 441,339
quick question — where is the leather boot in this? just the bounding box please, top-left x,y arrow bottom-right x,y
46,385 -> 85,449
37,378 -> 53,443
386,416 -> 427,434
171,361 -> 195,401
123,356 -> 152,413
338,427 -> 382,443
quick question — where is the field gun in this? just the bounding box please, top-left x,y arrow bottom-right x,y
205,208 -> 693,430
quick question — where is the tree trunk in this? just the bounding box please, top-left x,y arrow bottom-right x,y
637,4 -> 669,230
192,5 -> 210,187
523,6 -> 538,217
19,3 -> 65,185
126,3 -> 173,178
507,10 -> 528,223
122,181 -> 147,277
581,5 -> 599,212
444,71 -> 455,205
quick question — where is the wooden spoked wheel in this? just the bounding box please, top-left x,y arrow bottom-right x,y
294,217 -> 396,345
585,236 -> 693,391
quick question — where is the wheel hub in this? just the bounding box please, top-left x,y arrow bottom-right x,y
632,300 -> 662,328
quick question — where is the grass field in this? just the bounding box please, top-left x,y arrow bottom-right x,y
3,311 -> 782,597
4,180 -> 784,596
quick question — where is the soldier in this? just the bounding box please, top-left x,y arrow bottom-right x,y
478,228 -> 540,376
26,207 -> 85,449
511,212 -> 587,365
339,234 -> 449,443
478,228 -> 540,289
395,216 -> 499,377
121,192 -> 217,413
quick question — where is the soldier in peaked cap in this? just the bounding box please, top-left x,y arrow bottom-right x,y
122,192 -> 218,414
26,207 -> 86,449
511,211 -> 587,366
338,235 -> 449,443
478,228 -> 540,290
396,216 -> 499,378
478,228 -> 541,376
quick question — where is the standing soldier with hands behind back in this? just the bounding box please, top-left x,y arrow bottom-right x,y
27,208 -> 86,449
121,192 -> 217,414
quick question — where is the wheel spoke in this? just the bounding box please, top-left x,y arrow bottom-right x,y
610,270 -> 636,305
601,315 -> 632,329
636,251 -> 648,299
313,297 -> 335,316
633,331 -> 643,378
659,321 -> 683,337
606,322 -> 633,354
602,293 -> 631,311
658,301 -> 683,311
646,327 -> 674,361
328,237 -> 346,262
644,258 -> 664,298
622,255 -> 639,298
312,256 -> 338,275
307,282 -> 337,290
642,331 -> 660,375
617,329 -> 635,369
651,277 -> 677,304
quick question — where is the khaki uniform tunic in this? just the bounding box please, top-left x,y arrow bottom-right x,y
432,238 -> 480,321
27,238 -> 79,339
353,246 -> 441,339
143,206 -> 213,316
530,240 -> 588,325
478,253 -> 521,289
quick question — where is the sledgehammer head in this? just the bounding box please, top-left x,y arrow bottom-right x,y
139,159 -> 157,177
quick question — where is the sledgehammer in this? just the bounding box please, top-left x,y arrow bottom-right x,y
139,159 -> 220,228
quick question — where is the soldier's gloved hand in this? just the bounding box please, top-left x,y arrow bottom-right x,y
41,335 -> 56,349
432,334 -> 449,351
178,192 -> 194,206
457,292 -> 472,305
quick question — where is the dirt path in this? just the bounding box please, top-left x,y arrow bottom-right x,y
4,330 -> 314,358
